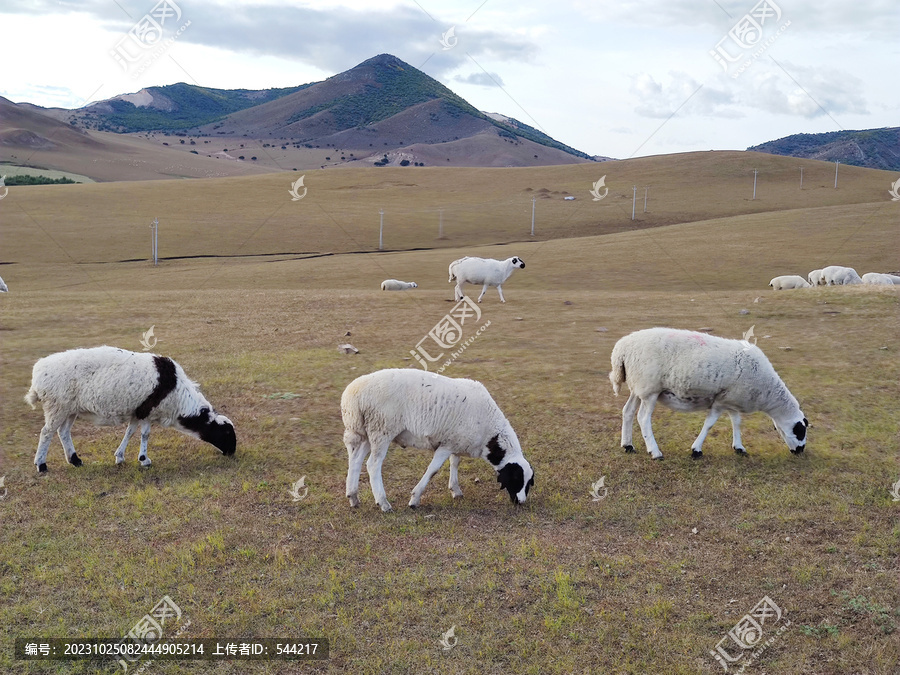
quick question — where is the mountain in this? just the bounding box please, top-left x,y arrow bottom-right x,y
62,54 -> 591,163
747,127 -> 900,171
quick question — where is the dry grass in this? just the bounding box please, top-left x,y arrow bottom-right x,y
0,158 -> 898,674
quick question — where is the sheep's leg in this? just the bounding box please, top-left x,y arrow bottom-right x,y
57,414 -> 82,467
114,421 -> 139,464
621,392 -> 640,453
344,431 -> 370,508
366,436 -> 393,512
691,408 -> 723,459
448,453 -> 463,498
455,282 -> 465,301
636,394 -> 663,460
34,410 -> 68,473
477,284 -> 488,303
496,285 -> 506,303
409,447 -> 453,508
138,420 -> 152,466
728,412 -> 746,455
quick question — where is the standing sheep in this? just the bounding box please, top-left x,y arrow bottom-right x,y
861,273 -> 896,285
769,275 -> 811,290
448,256 -> 525,303
341,368 -> 534,512
821,265 -> 862,285
25,346 -> 236,473
807,269 -> 825,286
380,279 -> 418,291
609,328 -> 808,460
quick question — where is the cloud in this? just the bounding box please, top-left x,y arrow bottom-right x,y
631,72 -> 735,118
8,0 -> 537,83
747,65 -> 868,117
453,72 -> 505,87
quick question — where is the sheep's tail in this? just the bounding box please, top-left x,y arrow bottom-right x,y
25,386 -> 40,409
609,350 -> 626,396
448,261 -> 457,283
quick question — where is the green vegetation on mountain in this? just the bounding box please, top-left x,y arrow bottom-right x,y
748,127 -> 900,171
80,83 -> 312,132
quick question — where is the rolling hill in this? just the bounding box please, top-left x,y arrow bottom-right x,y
748,127 -> 900,171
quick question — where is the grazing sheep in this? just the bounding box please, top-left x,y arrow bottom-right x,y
25,346 -> 236,473
807,269 -> 825,286
448,256 -> 525,303
380,279 -> 418,291
609,328 -> 808,460
769,275 -> 811,290
821,265 -> 862,285
341,368 -> 534,512
883,274 -> 900,285
862,272 -> 896,285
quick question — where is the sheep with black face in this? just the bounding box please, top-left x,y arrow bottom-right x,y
609,328 -> 808,460
26,346 -> 235,472
448,256 -> 525,303
341,368 -> 534,512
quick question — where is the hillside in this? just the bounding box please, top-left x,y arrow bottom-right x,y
748,127 -> 900,171
69,83 -> 311,133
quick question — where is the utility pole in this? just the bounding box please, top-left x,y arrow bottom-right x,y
379,209 -> 384,250
643,187 -> 649,213
752,169 -> 758,200
150,217 -> 158,266
834,161 -> 840,189
799,166 -> 803,190
631,186 -> 636,220
530,196 -> 535,236
438,208 -> 443,239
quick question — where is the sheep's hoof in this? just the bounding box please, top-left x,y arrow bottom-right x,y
623,445 -> 635,454
380,503 -> 394,513
37,463 -> 48,474
691,450 -> 703,459
734,447 -> 747,456
348,495 -> 360,508
451,491 -> 464,499
115,456 -> 125,465
652,455 -> 664,461
70,453 -> 83,467
790,446 -> 805,455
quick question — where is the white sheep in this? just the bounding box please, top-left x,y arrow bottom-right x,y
769,275 -> 811,290
609,328 -> 808,460
341,368 -> 534,512
0,275 -> 7,292
380,279 -> 418,291
807,269 -> 825,286
861,272 -> 896,285
821,265 -> 862,285
448,256 -> 525,303
25,346 -> 236,473
883,274 -> 900,285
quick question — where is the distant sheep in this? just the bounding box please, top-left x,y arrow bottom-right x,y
769,275 -> 811,290
25,346 -> 236,473
861,273 -> 895,285
609,328 -> 808,460
341,368 -> 534,512
448,256 -> 525,303
821,265 -> 862,285
380,279 -> 418,291
0,275 -> 7,292
875,273 -> 900,285
807,269 -> 825,286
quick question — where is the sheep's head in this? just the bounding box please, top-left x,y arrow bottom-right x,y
487,434 -> 534,504
510,257 -> 525,269
177,407 -> 236,456
775,416 -> 808,454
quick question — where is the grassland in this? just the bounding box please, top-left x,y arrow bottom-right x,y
0,156 -> 898,674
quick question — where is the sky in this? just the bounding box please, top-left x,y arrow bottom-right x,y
0,0 -> 896,159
